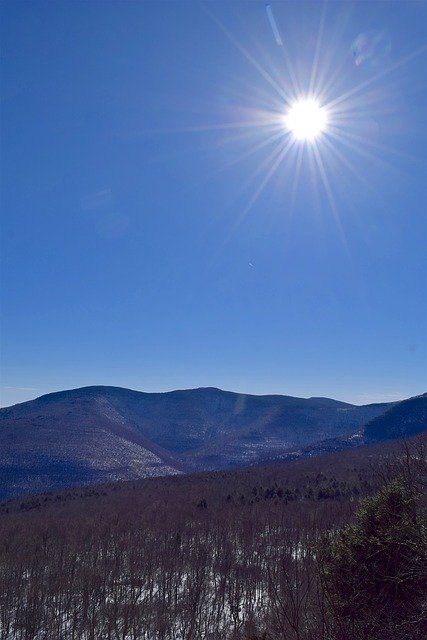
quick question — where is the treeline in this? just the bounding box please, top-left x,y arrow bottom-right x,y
1,438 -> 385,518
0,439 -> 425,640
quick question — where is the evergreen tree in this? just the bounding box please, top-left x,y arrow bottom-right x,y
322,477 -> 427,640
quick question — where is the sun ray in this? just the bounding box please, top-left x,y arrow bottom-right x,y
327,91 -> 393,119
275,36 -> 303,101
191,126 -> 291,200
243,138 -> 296,212
311,142 -> 350,255
308,5 -> 355,99
326,127 -> 411,179
325,44 -> 427,111
220,135 -> 297,248
203,6 -> 289,101
327,124 -> 421,164
236,135 -> 296,211
283,142 -> 305,250
130,118 -> 279,137
214,126 -> 289,164
321,135 -> 384,202
309,1 -> 327,96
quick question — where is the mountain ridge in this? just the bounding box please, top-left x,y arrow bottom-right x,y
1,384 -> 386,411
0,385 -> 424,501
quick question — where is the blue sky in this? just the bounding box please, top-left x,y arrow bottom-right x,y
1,0 -> 426,407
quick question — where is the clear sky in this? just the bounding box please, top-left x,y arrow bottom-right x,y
1,0 -> 426,408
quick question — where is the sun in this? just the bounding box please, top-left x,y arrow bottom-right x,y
285,98 -> 328,141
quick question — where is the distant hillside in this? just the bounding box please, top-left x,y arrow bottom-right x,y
287,393 -> 427,460
364,393 -> 427,441
0,385 -> 394,500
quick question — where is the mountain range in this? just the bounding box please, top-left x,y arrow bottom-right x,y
0,386 -> 425,500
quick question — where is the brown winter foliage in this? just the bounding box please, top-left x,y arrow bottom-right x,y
0,437 -> 426,640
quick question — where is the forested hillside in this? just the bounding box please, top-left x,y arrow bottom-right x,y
1,435 -> 425,640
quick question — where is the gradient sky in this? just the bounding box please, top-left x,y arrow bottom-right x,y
1,0 -> 426,408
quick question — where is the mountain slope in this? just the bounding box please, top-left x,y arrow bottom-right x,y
0,385 -> 395,500
364,393 -> 427,441
0,388 -> 183,500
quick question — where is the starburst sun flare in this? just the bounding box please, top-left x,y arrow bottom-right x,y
159,3 -> 427,252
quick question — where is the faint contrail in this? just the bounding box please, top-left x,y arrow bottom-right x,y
266,4 -> 283,46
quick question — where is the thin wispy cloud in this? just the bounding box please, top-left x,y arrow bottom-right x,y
3,386 -> 39,392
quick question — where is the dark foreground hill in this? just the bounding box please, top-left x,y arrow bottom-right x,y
0,386 -> 394,500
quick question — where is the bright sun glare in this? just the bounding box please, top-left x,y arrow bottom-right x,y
285,98 -> 328,141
